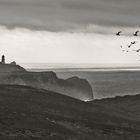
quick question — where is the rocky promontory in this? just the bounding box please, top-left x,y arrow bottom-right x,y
0,60 -> 93,101
0,63 -> 26,72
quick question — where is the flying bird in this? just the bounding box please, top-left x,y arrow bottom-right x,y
133,31 -> 139,36
131,41 -> 137,45
122,49 -> 129,52
127,44 -> 132,48
127,41 -> 137,48
116,31 -> 122,36
133,49 -> 140,52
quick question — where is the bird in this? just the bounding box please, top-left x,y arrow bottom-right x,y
131,41 -> 137,45
133,49 -> 140,52
133,31 -> 139,36
122,49 -> 129,52
127,41 -> 137,48
116,31 -> 122,36
127,44 -> 132,48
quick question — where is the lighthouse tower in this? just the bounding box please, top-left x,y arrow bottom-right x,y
1,55 -> 5,64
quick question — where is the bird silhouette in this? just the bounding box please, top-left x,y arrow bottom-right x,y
116,31 -> 122,36
131,41 -> 137,44
133,49 -> 140,52
127,44 -> 132,48
127,41 -> 137,48
133,31 -> 139,36
122,49 -> 129,52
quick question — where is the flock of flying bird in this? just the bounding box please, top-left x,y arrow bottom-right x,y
116,30 -> 140,53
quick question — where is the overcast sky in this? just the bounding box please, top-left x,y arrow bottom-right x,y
0,0 -> 140,64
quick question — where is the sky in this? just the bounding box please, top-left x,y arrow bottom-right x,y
0,0 -> 140,64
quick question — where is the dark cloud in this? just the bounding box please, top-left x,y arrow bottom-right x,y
0,0 -> 140,31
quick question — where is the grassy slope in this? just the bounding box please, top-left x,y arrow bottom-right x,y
94,94 -> 140,122
0,85 -> 140,140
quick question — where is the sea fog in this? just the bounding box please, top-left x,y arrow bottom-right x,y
21,63 -> 140,99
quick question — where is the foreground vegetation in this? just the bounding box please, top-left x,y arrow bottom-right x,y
0,85 -> 140,140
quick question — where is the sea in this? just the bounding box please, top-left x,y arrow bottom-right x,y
20,63 -> 140,99
20,63 -> 140,72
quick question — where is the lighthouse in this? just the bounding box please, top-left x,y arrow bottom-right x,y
1,55 -> 5,64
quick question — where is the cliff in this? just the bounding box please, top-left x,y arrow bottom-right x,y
0,64 -> 93,101
0,63 -> 26,72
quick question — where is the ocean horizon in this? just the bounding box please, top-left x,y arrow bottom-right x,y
19,63 -> 140,72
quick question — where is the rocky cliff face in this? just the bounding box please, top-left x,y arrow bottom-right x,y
0,64 -> 93,101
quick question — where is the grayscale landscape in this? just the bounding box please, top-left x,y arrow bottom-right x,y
0,0 -> 140,140
0,60 -> 139,140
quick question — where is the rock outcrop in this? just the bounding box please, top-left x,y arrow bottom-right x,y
66,76 -> 93,101
0,64 -> 26,72
0,64 -> 93,101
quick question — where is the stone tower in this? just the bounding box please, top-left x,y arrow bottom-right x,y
1,55 -> 5,64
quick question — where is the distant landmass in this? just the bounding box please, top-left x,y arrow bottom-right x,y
0,55 -> 93,101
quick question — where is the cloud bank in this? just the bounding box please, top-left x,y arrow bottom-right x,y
0,0 -> 140,64
0,25 -> 139,64
0,0 -> 140,31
